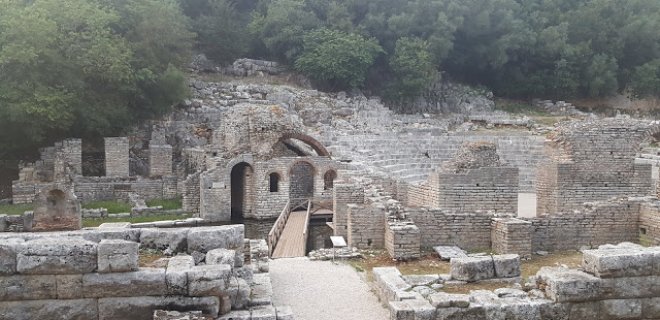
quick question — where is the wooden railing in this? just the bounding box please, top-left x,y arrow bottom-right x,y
267,199 -> 290,257
302,200 -> 313,254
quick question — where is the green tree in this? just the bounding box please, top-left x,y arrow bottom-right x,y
630,59 -> 660,97
193,0 -> 249,63
294,29 -> 383,89
388,37 -> 437,101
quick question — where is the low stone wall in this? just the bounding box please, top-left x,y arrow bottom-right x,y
407,167 -> 519,214
346,204 -> 386,249
0,225 -> 293,319
405,208 -> 493,251
380,243 -> 660,320
640,202 -> 660,245
333,183 -> 365,239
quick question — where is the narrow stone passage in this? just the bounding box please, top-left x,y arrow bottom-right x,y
270,257 -> 389,320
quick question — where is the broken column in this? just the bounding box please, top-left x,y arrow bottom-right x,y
105,137 -> 129,177
31,187 -> 81,232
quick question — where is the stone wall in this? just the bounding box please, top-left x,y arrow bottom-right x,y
536,119 -> 656,215
379,243 -> 660,320
491,218 -> 532,259
346,204 -> 386,249
0,225 -> 248,320
183,172 -> 201,214
405,207 -> 493,251
408,167 -> 519,214
200,156 -> 338,221
149,144 -> 173,177
528,199 -> 641,252
104,137 -> 129,177
640,202 -> 660,245
385,221 -> 421,260
332,183 -> 365,238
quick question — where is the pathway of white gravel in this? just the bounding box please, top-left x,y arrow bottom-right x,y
270,257 -> 389,320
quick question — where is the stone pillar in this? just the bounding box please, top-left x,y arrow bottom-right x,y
149,144 -> 173,177
333,184 -> 364,238
491,218 -> 532,259
61,139 -> 82,175
385,221 -> 421,260
104,137 -> 129,177
31,187 -> 81,231
347,204 -> 386,249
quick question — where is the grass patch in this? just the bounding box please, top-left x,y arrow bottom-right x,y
0,203 -> 34,216
495,99 -> 547,115
82,213 -> 192,228
83,200 -> 131,214
146,197 -> 182,210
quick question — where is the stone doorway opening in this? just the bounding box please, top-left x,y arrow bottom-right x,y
290,161 -> 314,209
231,162 -> 254,221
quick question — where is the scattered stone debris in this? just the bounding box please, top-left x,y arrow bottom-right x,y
308,247 -> 363,261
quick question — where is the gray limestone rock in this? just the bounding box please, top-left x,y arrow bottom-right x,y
602,299 -> 642,319
582,248 -> 655,278
428,292 -> 471,308
251,305 -> 277,320
0,238 -> 24,275
56,274 -> 83,299
433,246 -> 468,261
450,256 -> 495,282
98,296 -> 219,320
0,274 -> 57,300
536,267 -> 603,303
17,237 -> 97,275
0,299 -> 98,320
206,248 -> 236,268
411,285 -> 436,298
192,251 -> 206,264
217,310 -> 251,320
402,274 -> 440,286
187,225 -> 244,253
249,273 -> 273,306
187,264 -> 233,297
167,255 -> 195,295
227,277 -> 251,309
97,239 -> 139,273
494,288 -> 527,298
493,254 -> 521,278
140,228 -> 189,252
152,310 -> 212,320
82,268 -> 167,298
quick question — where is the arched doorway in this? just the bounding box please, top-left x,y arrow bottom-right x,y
46,189 -> 66,216
323,170 -> 337,190
231,162 -> 254,221
290,161 -> 315,204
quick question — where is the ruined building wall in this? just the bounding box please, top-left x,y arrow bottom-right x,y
536,120 -> 656,215
405,208 -> 493,251
407,167 -> 519,213
346,204 -> 386,249
149,144 -> 173,177
332,183 -> 365,238
640,202 -> 660,246
104,137 -> 129,177
528,200 -> 641,251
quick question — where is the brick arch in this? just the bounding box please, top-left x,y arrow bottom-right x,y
277,133 -> 331,157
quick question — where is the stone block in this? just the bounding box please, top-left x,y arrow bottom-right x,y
582,249 -> 655,278
402,274 -> 440,286
433,246 -> 468,261
641,297 -> 660,319
187,264 -> 233,296
407,298 -> 435,320
187,225 -> 244,253
601,276 -> 660,299
98,296 -> 219,320
536,267 -> 603,302
140,228 -> 189,252
0,274 -> 57,300
217,310 -> 251,320
17,237 -> 97,274
98,222 -> 131,228
275,305 -> 294,320
567,302 -> 601,320
153,310 -> 212,320
227,277 -> 250,309
251,305 -> 277,320
206,248 -> 236,268
373,267 -> 411,301
434,306 -> 488,320
428,292 -> 471,308
83,268 -> 167,298
450,256 -> 495,282
167,255 -> 195,295
493,254 -> 521,278
80,228 -> 141,243
0,299 -> 98,320
250,273 -> 273,306
97,239 -> 139,273
0,238 -> 24,275
601,299 -> 642,320
56,274 -> 83,299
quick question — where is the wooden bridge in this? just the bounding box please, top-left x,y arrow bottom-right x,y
267,198 -> 333,258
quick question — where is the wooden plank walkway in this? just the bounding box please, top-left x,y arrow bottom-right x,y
271,210 -> 308,258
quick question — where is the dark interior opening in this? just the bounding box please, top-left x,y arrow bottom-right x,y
269,173 -> 279,192
231,162 -> 253,221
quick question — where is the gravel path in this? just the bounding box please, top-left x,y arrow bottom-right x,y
270,258 -> 389,320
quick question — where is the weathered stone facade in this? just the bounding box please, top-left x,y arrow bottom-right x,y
31,186 -> 81,232
104,137 -> 129,178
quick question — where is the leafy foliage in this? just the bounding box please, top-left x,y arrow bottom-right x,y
388,37 -> 437,101
294,29 -> 382,89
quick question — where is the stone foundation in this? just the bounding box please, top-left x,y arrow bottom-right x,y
385,221 -> 421,260
491,218 -> 532,259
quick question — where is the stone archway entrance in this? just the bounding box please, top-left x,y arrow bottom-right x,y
230,162 -> 254,221
290,161 -> 314,206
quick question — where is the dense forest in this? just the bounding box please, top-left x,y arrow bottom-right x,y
1,0 -> 660,159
